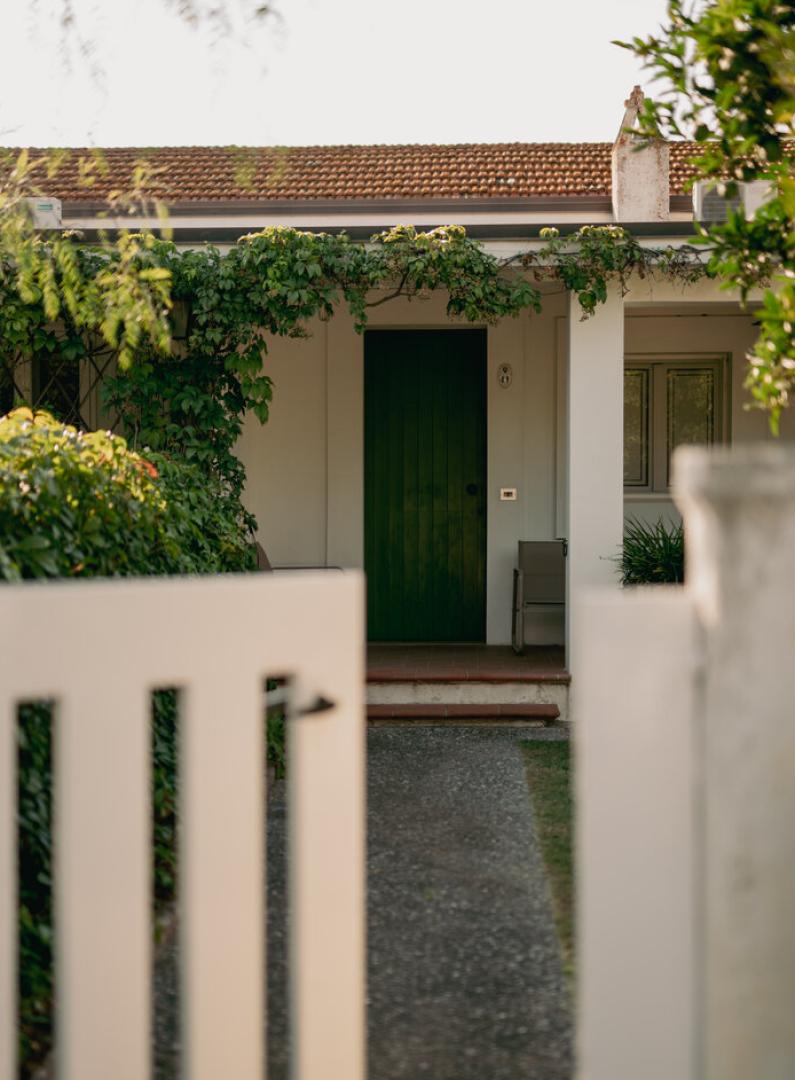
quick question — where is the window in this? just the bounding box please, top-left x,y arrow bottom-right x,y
624,356 -> 727,492
0,364 -> 14,416
32,355 -> 82,426
1,336 -> 117,428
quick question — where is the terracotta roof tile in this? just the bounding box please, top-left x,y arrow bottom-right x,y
3,142 -> 700,204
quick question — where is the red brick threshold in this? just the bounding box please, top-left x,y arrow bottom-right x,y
367,703 -> 560,722
366,670 -> 571,685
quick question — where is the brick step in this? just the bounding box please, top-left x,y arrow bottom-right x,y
367,703 -> 560,723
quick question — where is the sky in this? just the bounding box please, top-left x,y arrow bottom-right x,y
1,0 -> 671,148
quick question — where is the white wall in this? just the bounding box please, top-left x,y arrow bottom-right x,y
236,320 -> 328,567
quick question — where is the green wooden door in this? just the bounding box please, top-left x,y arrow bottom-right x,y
365,329 -> 487,641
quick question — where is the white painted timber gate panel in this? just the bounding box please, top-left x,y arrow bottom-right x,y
0,572 -> 366,1080
575,443 -> 795,1080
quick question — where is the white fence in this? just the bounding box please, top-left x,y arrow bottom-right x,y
0,572 -> 366,1080
576,444 -> 795,1080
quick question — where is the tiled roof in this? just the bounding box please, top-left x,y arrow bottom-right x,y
8,142 -> 700,203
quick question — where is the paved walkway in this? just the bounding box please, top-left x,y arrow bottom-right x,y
155,727 -> 573,1079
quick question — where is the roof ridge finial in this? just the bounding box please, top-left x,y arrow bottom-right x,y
615,85 -> 645,145
625,85 -> 644,110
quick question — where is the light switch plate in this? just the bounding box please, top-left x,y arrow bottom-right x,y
500,487 -> 518,501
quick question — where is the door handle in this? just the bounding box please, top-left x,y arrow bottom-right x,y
465,483 -> 478,496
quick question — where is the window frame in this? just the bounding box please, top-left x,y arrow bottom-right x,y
624,353 -> 731,495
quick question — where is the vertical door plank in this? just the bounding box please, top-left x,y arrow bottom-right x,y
417,344 -> 434,636
402,343 -> 420,633
446,341 -> 465,638
373,344 -> 390,637
461,336 -> 488,640
431,344 -> 450,640
389,337 -> 404,637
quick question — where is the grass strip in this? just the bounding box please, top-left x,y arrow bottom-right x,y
520,739 -> 574,978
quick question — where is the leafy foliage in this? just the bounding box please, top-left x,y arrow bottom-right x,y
617,0 -> 795,429
0,204 -> 710,498
152,692 -> 180,907
620,516 -> 685,585
101,224 -> 544,494
0,147 -> 718,486
525,224 -> 706,315
17,703 -> 54,1070
0,408 -> 255,579
266,684 -> 287,779
0,150 -> 173,371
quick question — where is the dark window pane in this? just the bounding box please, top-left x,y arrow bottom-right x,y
624,368 -> 649,486
33,356 -> 81,426
667,367 -> 716,484
0,363 -> 14,415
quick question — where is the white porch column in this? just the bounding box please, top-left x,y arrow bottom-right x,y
566,288 -> 624,679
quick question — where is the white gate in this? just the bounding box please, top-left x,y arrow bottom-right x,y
0,572 -> 366,1080
576,444 -> 795,1080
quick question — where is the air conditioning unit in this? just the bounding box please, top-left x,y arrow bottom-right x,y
25,197 -> 62,229
693,182 -> 742,223
743,180 -> 774,218
693,180 -> 772,223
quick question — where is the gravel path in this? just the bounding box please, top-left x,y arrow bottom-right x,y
365,726 -> 572,1080
154,725 -> 573,1079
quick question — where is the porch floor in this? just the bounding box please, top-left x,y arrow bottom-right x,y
367,643 -> 568,683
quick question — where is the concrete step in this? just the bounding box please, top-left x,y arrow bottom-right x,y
367,677 -> 569,715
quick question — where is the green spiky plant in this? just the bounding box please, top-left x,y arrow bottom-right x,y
619,517 -> 685,585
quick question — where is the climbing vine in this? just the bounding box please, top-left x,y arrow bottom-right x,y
0,154 -> 709,497
100,224 -> 544,494
523,224 -> 707,315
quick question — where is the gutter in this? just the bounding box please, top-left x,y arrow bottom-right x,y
62,193 -> 692,220
66,220 -> 699,244
63,194 -> 623,217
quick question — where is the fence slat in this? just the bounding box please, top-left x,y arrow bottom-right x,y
289,606 -> 366,1080
575,588 -> 700,1080
56,683 -> 151,1080
0,699 -> 16,1080
181,675 -> 265,1080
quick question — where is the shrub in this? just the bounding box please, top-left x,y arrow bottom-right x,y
0,407 -> 256,580
0,408 -> 259,1073
620,517 -> 684,585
